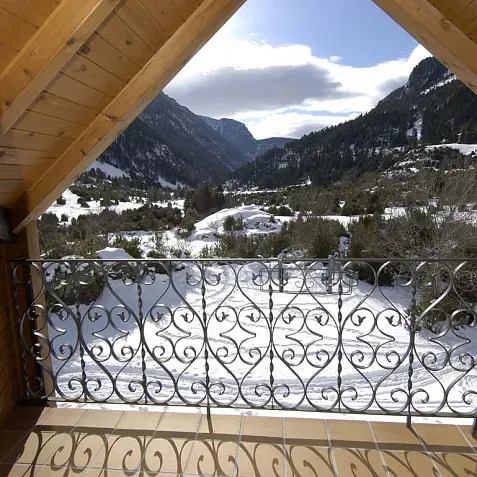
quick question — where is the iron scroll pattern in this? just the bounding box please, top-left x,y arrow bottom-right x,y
9,258 -> 477,418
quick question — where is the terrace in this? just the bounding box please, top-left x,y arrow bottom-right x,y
2,257 -> 477,475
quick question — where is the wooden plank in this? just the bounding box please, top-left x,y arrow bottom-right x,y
79,33 -> 140,83
0,5 -> 37,51
62,54 -> 126,96
140,0 -> 184,36
0,0 -> 121,138
29,92 -> 99,126
46,74 -> 113,111
373,0 -> 477,91
453,1 -> 477,34
0,165 -> 48,181
0,44 -> 17,75
0,0 -> 58,28
0,129 -> 73,155
170,0 -> 203,22
429,0 -> 474,22
13,111 -> 84,140
12,0 -> 247,232
115,0 -> 168,50
0,147 -> 56,164
96,13 -> 154,68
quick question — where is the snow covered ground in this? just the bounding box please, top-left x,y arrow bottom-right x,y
47,189 -> 185,224
43,254 -> 477,416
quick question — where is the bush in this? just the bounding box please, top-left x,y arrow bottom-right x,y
111,236 -> 142,258
60,214 -> 69,222
223,215 -> 244,231
308,219 -> 346,258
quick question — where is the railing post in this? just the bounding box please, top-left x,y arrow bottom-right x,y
201,262 -> 210,415
407,263 -> 417,429
278,259 -> 284,293
269,268 -> 275,409
337,263 -> 343,412
327,257 -> 334,294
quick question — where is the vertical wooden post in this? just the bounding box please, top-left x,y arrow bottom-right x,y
3,221 -> 52,403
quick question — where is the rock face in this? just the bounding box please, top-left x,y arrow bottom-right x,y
98,93 -> 290,187
201,116 -> 291,159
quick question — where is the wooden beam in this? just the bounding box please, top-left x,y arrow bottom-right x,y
11,0 -> 246,232
0,0 -> 121,138
372,0 -> 477,92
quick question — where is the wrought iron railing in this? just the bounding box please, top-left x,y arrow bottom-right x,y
9,258 -> 477,425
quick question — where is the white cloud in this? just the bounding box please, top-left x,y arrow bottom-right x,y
166,36 -> 431,139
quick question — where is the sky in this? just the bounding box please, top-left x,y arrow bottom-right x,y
165,0 -> 431,139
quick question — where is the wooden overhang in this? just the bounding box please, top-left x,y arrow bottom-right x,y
1,0 -> 477,234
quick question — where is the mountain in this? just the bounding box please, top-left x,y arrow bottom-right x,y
233,57 -> 477,188
96,93 -> 290,188
200,116 -> 291,159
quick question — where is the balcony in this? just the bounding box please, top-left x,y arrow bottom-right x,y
1,405 -> 477,476
3,257 -> 477,475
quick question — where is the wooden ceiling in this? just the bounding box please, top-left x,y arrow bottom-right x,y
1,0 -> 477,233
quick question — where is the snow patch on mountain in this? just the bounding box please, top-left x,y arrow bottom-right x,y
87,161 -> 128,178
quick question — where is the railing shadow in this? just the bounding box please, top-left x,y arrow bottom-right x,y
1,412 -> 476,477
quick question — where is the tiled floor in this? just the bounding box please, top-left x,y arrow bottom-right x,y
0,406 -> 476,476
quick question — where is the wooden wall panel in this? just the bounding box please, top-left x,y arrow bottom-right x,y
14,111 -> 84,140
96,14 -> 154,67
0,0 -> 58,28
0,245 -> 18,426
430,0 -> 474,22
0,6 -> 37,51
46,74 -> 113,111
0,130 -> 73,155
29,93 -> 99,127
453,1 -> 477,35
62,55 -> 126,96
115,0 -> 168,50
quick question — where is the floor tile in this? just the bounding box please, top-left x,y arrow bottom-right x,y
432,452 -> 477,477
284,417 -> 328,445
3,430 -> 70,466
235,442 -> 288,477
0,464 -> 35,477
287,445 -> 334,477
381,450 -> 438,476
76,410 -> 124,431
114,410 -> 162,433
333,448 -> 387,477
413,423 -> 472,453
184,439 -> 238,476
36,408 -> 86,431
459,425 -> 477,449
0,407 -> 47,432
155,411 -> 201,436
241,416 -> 283,441
66,432 -> 109,469
197,413 -> 241,437
328,419 -> 375,449
89,434 -> 145,471
371,422 -> 423,451
142,436 -> 193,474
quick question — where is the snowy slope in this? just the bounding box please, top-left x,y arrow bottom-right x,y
87,161 -> 129,178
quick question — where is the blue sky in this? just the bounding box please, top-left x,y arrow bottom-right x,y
227,0 -> 418,67
166,0 -> 430,139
